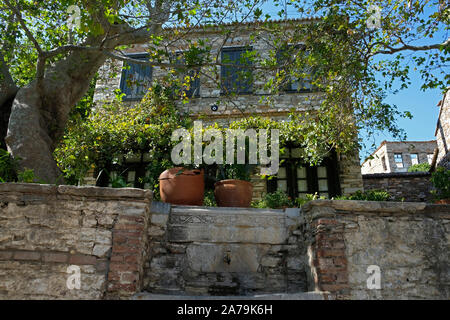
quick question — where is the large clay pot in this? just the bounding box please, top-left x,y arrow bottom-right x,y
435,199 -> 450,204
159,167 -> 204,206
214,179 -> 253,207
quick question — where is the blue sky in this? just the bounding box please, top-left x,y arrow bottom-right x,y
258,0 -> 448,161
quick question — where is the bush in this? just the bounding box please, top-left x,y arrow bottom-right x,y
408,163 -> 431,172
55,83 -> 192,195
252,190 -> 293,209
335,190 -> 391,201
203,190 -> 217,207
0,149 -> 18,182
431,167 -> 450,200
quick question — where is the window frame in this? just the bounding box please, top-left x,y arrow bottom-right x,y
267,147 -> 341,199
119,53 -> 152,101
170,51 -> 201,98
220,46 -> 253,95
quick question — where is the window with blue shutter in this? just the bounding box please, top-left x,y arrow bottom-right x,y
171,53 -> 200,98
221,47 -> 253,94
119,54 -> 152,101
276,44 -> 314,93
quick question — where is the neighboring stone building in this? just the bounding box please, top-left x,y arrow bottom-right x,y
91,19 -> 363,200
435,87 -> 450,169
361,140 -> 437,175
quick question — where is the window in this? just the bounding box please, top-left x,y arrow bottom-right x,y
276,44 -> 314,92
410,153 -> 418,165
394,153 -> 403,168
267,147 -> 340,199
170,52 -> 200,98
119,54 -> 152,101
427,154 -> 434,164
221,47 -> 253,94
381,156 -> 387,171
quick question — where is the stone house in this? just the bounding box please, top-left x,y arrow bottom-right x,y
435,87 -> 450,169
361,140 -> 437,174
91,19 -> 363,200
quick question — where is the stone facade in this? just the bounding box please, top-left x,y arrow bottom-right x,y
362,172 -> 433,202
361,140 -> 437,174
0,183 -> 152,299
302,200 -> 450,299
92,22 -> 363,198
435,88 -> 450,169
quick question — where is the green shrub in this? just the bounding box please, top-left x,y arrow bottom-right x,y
55,83 -> 192,194
203,189 -> 217,207
252,190 -> 293,209
335,190 -> 391,201
408,163 -> 431,172
294,193 -> 327,206
0,149 -> 18,182
431,167 -> 450,200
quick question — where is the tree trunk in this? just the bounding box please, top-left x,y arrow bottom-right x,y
6,48 -> 107,184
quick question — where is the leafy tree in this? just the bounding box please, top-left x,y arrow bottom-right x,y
408,162 -> 431,172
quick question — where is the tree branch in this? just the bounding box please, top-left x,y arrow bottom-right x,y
371,38 -> 450,56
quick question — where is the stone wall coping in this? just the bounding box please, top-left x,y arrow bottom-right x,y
362,172 -> 431,179
302,199 -> 450,216
0,183 -> 153,200
171,205 -> 286,216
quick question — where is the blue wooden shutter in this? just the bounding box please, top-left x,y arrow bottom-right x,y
120,55 -> 152,100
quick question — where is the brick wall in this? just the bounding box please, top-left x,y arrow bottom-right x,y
0,183 -> 152,299
362,172 -> 433,202
301,200 -> 450,299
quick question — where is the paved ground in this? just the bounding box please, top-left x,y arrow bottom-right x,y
131,292 -> 328,300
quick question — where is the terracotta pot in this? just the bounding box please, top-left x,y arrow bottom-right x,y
159,167 -> 204,206
214,179 -> 253,208
435,199 -> 450,204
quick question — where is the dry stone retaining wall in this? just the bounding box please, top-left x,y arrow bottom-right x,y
0,183 -> 152,299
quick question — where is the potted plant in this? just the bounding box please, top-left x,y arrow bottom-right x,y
431,167 -> 450,204
159,166 -> 204,206
214,164 -> 254,207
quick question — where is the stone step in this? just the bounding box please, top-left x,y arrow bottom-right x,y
131,292 -> 329,300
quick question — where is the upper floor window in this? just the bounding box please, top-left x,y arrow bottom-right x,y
267,147 -> 340,199
119,54 -> 152,101
410,153 -> 419,165
276,44 -> 314,92
221,47 -> 253,94
394,153 -> 403,168
170,52 -> 200,98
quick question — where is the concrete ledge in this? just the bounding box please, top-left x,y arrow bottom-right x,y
302,199 -> 450,216
362,172 -> 431,179
131,292 -> 328,300
0,183 -> 152,200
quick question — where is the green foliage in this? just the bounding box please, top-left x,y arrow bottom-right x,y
431,167 -> 450,200
252,190 -> 293,209
17,169 -> 36,183
408,163 -> 431,172
55,83 -> 192,194
203,189 -> 217,207
294,193 -> 327,206
0,148 -> 18,182
335,190 -> 391,201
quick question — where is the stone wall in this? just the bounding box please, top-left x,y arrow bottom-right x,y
436,88 -> 450,169
144,203 -> 308,295
301,200 -> 450,299
362,172 -> 433,202
0,183 -> 152,299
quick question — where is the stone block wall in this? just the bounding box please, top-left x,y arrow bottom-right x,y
144,204 -> 308,295
301,200 -> 450,299
0,183 -> 152,299
362,172 -> 433,202
436,88 -> 450,169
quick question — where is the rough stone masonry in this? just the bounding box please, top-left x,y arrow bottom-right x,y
0,183 -> 449,299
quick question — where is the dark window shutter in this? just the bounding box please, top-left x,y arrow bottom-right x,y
120,55 -> 152,100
